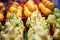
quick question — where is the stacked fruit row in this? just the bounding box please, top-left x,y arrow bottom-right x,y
0,2 -> 24,40
0,0 -> 60,40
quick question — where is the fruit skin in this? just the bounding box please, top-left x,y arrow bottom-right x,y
0,2 -> 5,21
34,4 -> 38,11
6,2 -> 22,19
25,0 -> 35,12
6,11 -> 11,19
0,2 -> 5,12
24,0 -> 39,17
42,0 -> 55,11
15,6 -> 22,18
25,0 -> 38,12
38,3 -> 52,16
24,0 -> 38,17
0,13 -> 4,21
24,5 -> 32,17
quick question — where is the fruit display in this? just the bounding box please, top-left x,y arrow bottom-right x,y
24,5 -> 32,17
42,0 -> 55,11
27,11 -> 51,40
24,0 -> 38,17
1,14 -> 25,40
6,2 -> 22,19
47,8 -> 60,40
0,2 -> 5,21
24,0 -> 38,12
0,0 -> 60,40
38,3 -> 52,16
